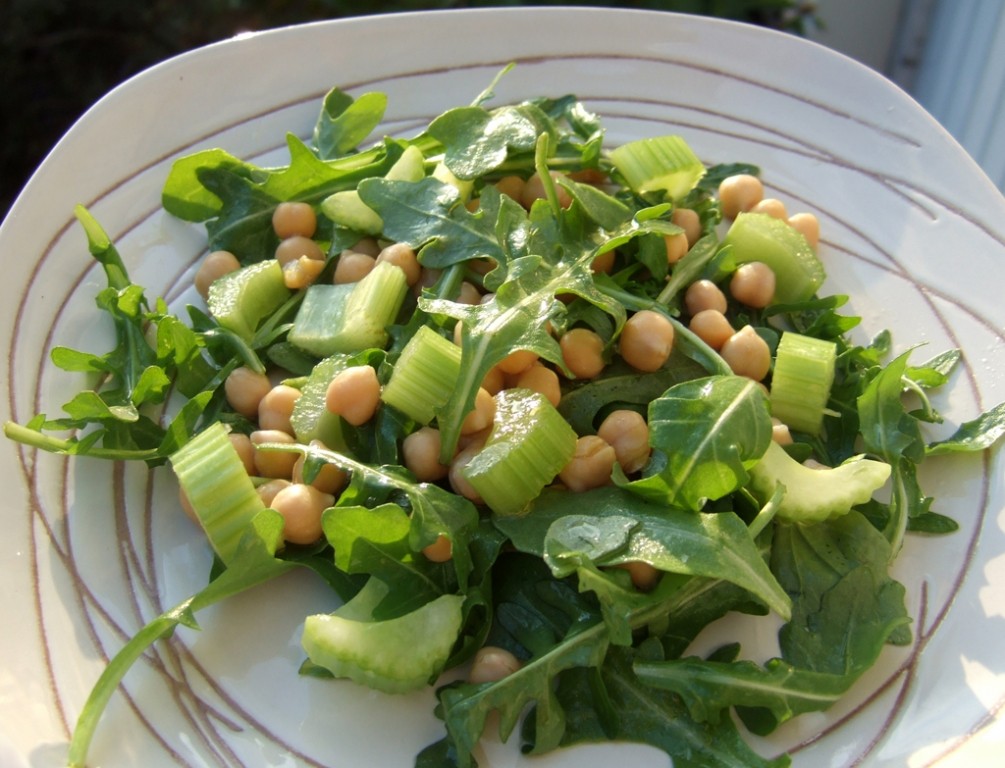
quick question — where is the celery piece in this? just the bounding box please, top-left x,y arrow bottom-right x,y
770,332 -> 837,435
289,261 -> 408,356
463,388 -> 578,517
169,422 -> 267,565
380,325 -> 462,424
207,259 -> 292,341
302,579 -> 464,693
289,353 -> 353,451
723,212 -> 825,304
287,283 -> 354,357
748,441 -> 891,524
609,135 -> 706,199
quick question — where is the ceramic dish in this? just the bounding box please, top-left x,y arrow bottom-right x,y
2,8 -> 1004,767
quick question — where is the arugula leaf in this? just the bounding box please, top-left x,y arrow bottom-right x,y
927,400 -> 1005,455
313,87 -> 388,160
619,375 -> 772,510
67,509 -> 297,768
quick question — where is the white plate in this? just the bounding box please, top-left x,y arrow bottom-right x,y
2,8 -> 1004,768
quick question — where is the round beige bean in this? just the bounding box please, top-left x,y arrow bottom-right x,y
257,478 -> 292,507
460,387 -> 496,435
224,366 -> 272,420
272,202 -> 317,239
333,251 -> 376,284
496,349 -> 538,376
468,646 -> 522,684
422,534 -> 453,563
788,212 -> 820,249
718,174 -> 764,219
449,443 -> 484,504
751,197 -> 788,220
511,363 -> 561,407
730,262 -> 776,309
591,248 -> 616,275
520,171 -> 572,210
275,235 -> 325,266
283,255 -> 326,290
671,207 -> 702,247
272,483 -> 334,545
720,325 -> 771,381
228,432 -> 257,475
481,365 -> 506,395
456,281 -> 482,305
403,426 -> 450,482
194,250 -> 241,299
559,435 -> 617,492
689,309 -> 734,350
620,310 -> 674,372
351,236 -> 381,257
250,429 -> 299,478
560,328 -> 606,379
597,410 -> 650,474
618,560 -> 662,591
293,442 -> 347,495
684,279 -> 728,316
376,242 -> 421,286
494,175 -> 526,201
325,366 -> 381,426
664,231 -> 689,265
258,384 -> 302,435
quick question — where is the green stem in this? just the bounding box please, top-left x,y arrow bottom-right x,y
3,421 -> 160,461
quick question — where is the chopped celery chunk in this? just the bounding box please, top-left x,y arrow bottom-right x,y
724,212 -> 825,304
381,325 -> 462,424
771,332 -> 837,435
207,259 -> 292,341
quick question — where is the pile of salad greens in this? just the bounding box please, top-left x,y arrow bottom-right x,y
6,68 -> 1005,768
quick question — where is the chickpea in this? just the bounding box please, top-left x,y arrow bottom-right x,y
194,250 -> 240,299
275,235 -> 325,266
788,212 -> 820,249
325,366 -> 381,426
456,281 -> 482,305
415,267 -> 442,295
402,426 -> 450,482
228,432 -> 257,475
520,171 -> 572,210
559,435 -> 617,492
751,197 -> 788,220
494,175 -> 526,201
350,236 -> 381,257
282,255 -> 325,290
591,248 -> 616,275
250,429 -> 299,478
376,242 -> 421,286
449,443 -> 484,504
684,279 -> 728,316
664,231 -> 689,265
257,478 -> 291,507
468,646 -> 522,684
597,410 -> 651,474
512,363 -> 561,407
560,328 -> 605,379
671,207 -> 702,247
272,201 -> 317,239
730,262 -> 776,308
422,534 -> 453,563
224,366 -> 272,420
720,325 -> 771,381
718,174 -> 764,219
461,387 -> 496,435
481,365 -> 506,395
271,483 -> 334,545
689,309 -> 734,350
496,349 -> 538,376
258,384 -> 302,435
293,442 -> 347,495
771,418 -> 793,446
619,310 -> 674,373
617,561 -> 662,591
333,251 -> 376,283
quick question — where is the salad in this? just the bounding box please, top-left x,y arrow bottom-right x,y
5,68 -> 1005,768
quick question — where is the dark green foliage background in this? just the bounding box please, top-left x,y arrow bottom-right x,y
0,0 -> 814,220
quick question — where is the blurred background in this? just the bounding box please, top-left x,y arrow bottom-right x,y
2,0 -> 1003,221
